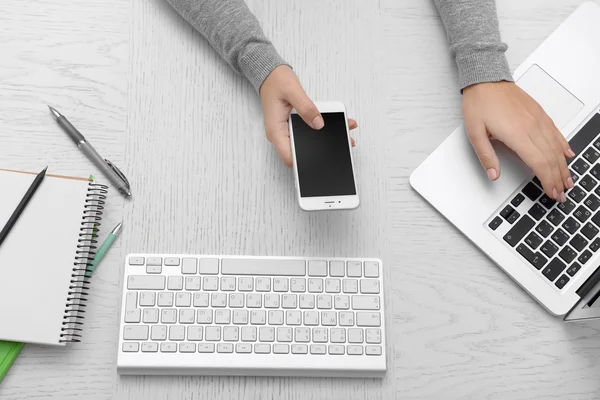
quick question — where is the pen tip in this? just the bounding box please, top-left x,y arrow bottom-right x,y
47,105 -> 60,121
42,166 -> 48,173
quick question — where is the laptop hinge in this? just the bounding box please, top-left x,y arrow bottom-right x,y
576,267 -> 600,298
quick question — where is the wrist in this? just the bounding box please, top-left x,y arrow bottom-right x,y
239,43 -> 290,93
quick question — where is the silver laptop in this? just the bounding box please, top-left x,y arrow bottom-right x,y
411,2 -> 600,320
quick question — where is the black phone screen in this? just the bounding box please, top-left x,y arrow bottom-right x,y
291,112 -> 356,198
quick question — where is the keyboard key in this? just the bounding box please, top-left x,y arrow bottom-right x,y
325,279 -> 341,293
329,261 -> 345,277
308,260 -> 327,276
161,309 -> 177,324
569,187 -> 587,203
488,216 -> 503,231
220,277 -> 236,291
365,345 -> 382,356
312,328 -> 328,343
142,308 -> 159,323
217,343 -> 234,353
122,342 -> 139,352
203,277 -> 219,291
347,262 -> 362,277
277,327 -> 293,342
591,238 -> 600,252
558,246 -> 577,264
321,311 -> 337,326
193,292 -> 209,307
500,205 -> 516,219
141,342 -> 158,353
574,206 -> 592,223
542,259 -> 567,282
196,310 -> 213,324
236,343 -> 252,353
215,309 -> 231,324
151,325 -> 167,340
555,275 -> 570,289
290,278 -> 306,293
546,209 -> 565,226
360,280 -> 380,294
127,276 -> 165,290
199,258 -> 219,274
160,343 -> 177,353
585,194 -> 600,211
347,345 -> 364,355
352,295 -> 381,310
238,277 -> 254,292
567,262 -> 582,277
364,261 -> 379,278
205,326 -> 221,341
128,256 -> 144,266
184,276 -> 201,291
533,176 -> 541,186
578,250 -> 592,265
581,222 -> 599,240
535,221 -> 554,238
273,278 -> 289,292
291,344 -> 308,354
229,293 -> 244,308
511,193 -> 526,207
572,158 -> 590,175
221,258 -> 305,276
570,234 -> 589,252
167,276 -> 183,290
343,279 -> 358,294
528,204 -> 547,220
580,174 -> 598,192
254,344 -> 271,354
147,257 -> 162,266
241,327 -> 257,342
571,171 -> 580,184
197,344 -> 215,353
303,311 -> 319,326
286,310 -> 302,325
562,217 -> 581,234
503,215 -> 535,247
181,258 -> 197,274
123,325 -> 148,340
259,327 -> 275,342
330,328 -> 346,343
516,244 -> 547,270
525,232 -> 543,249
328,345 -> 345,355
356,312 -> 381,327
273,344 -> 290,354
175,292 -> 191,307
295,327 -> 310,342
539,195 -> 556,209
583,147 -> 600,163
507,211 -> 520,224
164,257 -> 180,266
366,329 -> 382,344
310,344 -> 326,355
256,277 -> 271,292
282,294 -> 298,308
522,182 -> 542,201
169,326 -> 185,341
591,164 -> 600,179
557,199 -> 576,215
540,241 -> 559,258
187,326 -> 203,341
308,278 -> 323,293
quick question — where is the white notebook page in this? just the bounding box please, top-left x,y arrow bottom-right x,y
0,170 -> 90,345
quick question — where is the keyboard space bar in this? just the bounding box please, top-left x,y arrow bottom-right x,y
221,258 -> 306,276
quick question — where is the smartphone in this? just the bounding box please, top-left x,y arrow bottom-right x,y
289,101 -> 360,211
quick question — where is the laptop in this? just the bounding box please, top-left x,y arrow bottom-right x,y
411,1 -> 600,320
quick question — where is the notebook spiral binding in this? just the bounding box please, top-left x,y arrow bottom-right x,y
60,182 -> 108,343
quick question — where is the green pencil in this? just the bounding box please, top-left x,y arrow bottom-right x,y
87,222 -> 122,274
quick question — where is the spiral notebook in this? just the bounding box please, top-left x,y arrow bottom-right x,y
0,169 -> 106,346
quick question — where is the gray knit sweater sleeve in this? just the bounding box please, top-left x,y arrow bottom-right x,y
164,0 -> 289,92
433,0 -> 514,90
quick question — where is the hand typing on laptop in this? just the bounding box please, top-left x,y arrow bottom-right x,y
462,81 -> 574,202
434,0 -> 573,203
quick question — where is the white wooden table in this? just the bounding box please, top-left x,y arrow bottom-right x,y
1,0 -> 599,399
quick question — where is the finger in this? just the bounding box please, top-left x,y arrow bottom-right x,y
270,133 -> 293,167
465,122 -> 500,180
528,125 -> 564,199
546,123 -> 571,197
348,119 -> 358,130
504,135 -> 555,198
286,86 -> 323,130
351,137 -> 356,147
551,124 -> 575,189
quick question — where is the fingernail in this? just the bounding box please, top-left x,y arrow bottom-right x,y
486,168 -> 497,180
567,148 -> 576,158
552,188 -> 558,200
311,116 -> 324,130
560,192 -> 567,203
567,177 -> 574,189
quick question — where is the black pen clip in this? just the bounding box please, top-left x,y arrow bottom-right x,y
105,159 -> 130,188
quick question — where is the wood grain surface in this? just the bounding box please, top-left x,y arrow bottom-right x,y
1,0 -> 599,399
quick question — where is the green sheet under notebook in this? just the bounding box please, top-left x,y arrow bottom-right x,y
0,341 -> 24,383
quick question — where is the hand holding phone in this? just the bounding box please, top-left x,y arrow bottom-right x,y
289,101 -> 360,211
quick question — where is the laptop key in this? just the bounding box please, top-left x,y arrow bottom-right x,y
581,222 -> 599,240
584,194 -> 600,211
542,258 -> 567,282
574,206 -> 592,223
562,217 -> 581,234
558,245 -> 577,264
578,250 -> 592,265
569,234 -> 589,252
591,164 -> 600,179
555,275 -> 570,289
507,211 -> 520,224
516,244 -> 547,270
540,241 -> 559,258
583,147 -> 600,164
572,159 -> 590,175
522,182 -> 542,201
503,215 -> 535,247
532,176 -> 542,187
525,232 -> 543,250
500,205 -> 516,220
570,171 -> 579,184
557,198 -> 576,215
528,204 -> 547,220
538,195 -> 556,209
511,193 -> 525,208
546,209 -> 565,226
590,238 -> 600,252
488,216 -> 503,231
579,174 -> 598,192
568,187 -> 587,203
535,220 -> 554,238
567,262 -> 582,277
551,228 -> 570,246
592,211 -> 600,228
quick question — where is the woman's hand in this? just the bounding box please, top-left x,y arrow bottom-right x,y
260,65 -> 357,167
462,81 -> 574,202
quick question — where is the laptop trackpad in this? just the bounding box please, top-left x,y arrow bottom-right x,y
517,65 -> 584,130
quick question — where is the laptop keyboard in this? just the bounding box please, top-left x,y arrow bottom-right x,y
487,113 -> 600,291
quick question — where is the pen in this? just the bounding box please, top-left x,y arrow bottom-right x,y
0,167 -> 47,247
47,106 -> 132,198
87,222 -> 123,273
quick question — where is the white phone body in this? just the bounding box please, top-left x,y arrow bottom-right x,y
289,101 -> 360,211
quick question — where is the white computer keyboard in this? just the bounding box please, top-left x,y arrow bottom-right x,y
117,254 -> 386,378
